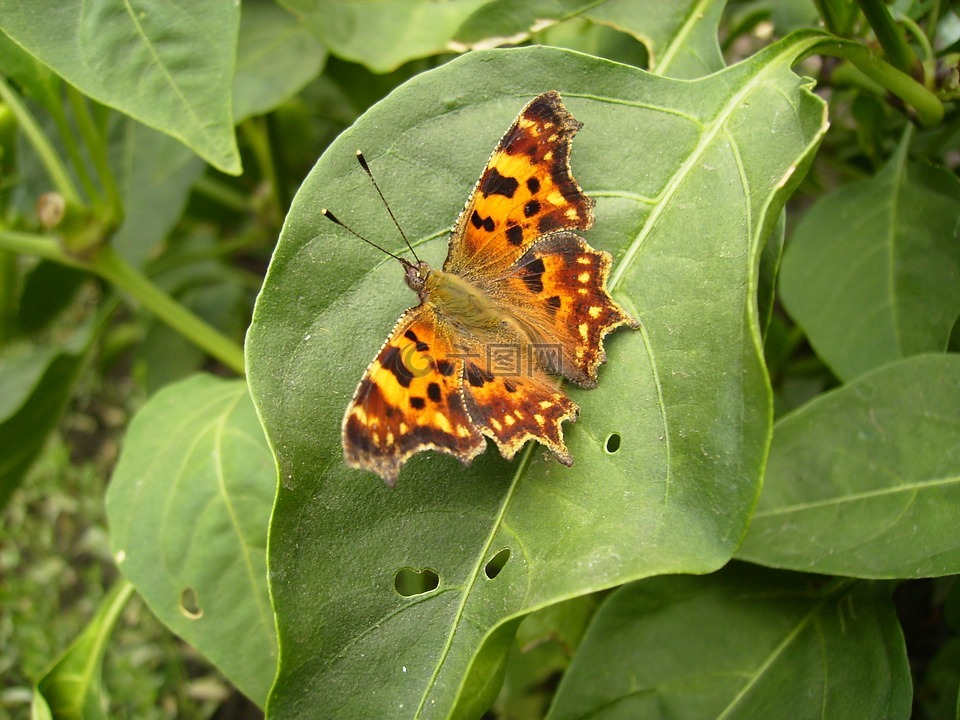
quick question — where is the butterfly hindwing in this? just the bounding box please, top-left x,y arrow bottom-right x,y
498,232 -> 639,388
342,307 -> 484,486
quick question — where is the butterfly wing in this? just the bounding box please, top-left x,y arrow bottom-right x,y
444,91 -> 594,281
342,306 -> 485,485
456,349 -> 579,466
498,232 -> 639,388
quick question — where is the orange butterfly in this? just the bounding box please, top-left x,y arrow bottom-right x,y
330,92 -> 637,485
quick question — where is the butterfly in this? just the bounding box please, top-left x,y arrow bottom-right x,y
329,91 -> 638,485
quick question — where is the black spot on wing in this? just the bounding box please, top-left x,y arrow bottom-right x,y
526,177 -> 540,194
427,382 -> 442,403
381,346 -> 414,388
519,257 -> 546,294
524,200 -> 541,218
481,167 -> 519,198
471,210 -> 484,229
410,397 -> 426,410
537,212 -> 563,234
466,362 -> 494,388
404,329 -> 429,352
503,379 -> 517,393
546,295 -> 562,314
506,223 -> 524,246
436,359 -> 455,377
483,216 -> 495,232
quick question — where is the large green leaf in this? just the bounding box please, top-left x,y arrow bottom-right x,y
279,0 -> 487,73
34,581 -> 135,720
546,567 -> 911,719
737,354 -> 960,578
0,1 -> 241,174
105,375 -> 276,705
247,38 -> 828,718
779,128 -> 960,382
454,0 -> 726,80
584,0 -> 726,78
109,120 -> 205,268
233,0 -> 326,123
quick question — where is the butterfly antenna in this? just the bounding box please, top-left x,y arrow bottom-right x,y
321,209 -> 411,266
355,150 -> 421,264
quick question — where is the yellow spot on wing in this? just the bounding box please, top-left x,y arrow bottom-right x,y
576,256 -> 591,265
578,272 -> 590,283
579,323 -> 589,339
588,306 -> 601,318
434,412 -> 452,433
534,413 -> 545,425
504,415 -> 515,426
490,418 -> 502,432
539,400 -> 553,409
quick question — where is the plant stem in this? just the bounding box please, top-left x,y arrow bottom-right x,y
91,246 -> 246,374
0,77 -> 82,205
0,230 -> 246,374
855,0 -> 917,74
192,175 -> 251,213
241,117 -> 283,227
67,87 -> 123,224
809,36 -> 944,125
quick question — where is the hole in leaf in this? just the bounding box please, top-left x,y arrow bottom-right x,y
394,567 -> 440,597
484,548 -> 511,579
179,588 -> 203,620
605,432 -> 621,453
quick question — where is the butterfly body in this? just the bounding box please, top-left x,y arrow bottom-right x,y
339,92 -> 638,485
408,262 -> 506,332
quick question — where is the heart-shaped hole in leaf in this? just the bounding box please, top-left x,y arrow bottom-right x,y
484,548 -> 511,579
394,567 -> 440,597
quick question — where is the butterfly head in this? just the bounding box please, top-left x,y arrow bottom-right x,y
402,259 -> 432,295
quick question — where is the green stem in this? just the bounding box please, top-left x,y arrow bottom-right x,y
67,88 -> 123,224
192,175 -> 251,213
91,246 -> 245,374
241,117 -> 282,227
0,231 -> 245,374
855,0 -> 917,74
808,37 -> 944,125
47,91 -> 102,206
0,77 -> 82,205
897,13 -> 933,66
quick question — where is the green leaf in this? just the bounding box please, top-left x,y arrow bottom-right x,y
0,1 -> 241,174
454,0 -> 600,47
779,128 -> 960,382
0,28 -> 61,113
453,0 -> 725,80
233,0 -> 327,123
546,567 -> 911,719
0,332 -> 89,508
109,120 -> 205,268
583,0 -> 726,78
280,0 -> 487,73
737,354 -> 960,578
34,581 -> 135,720
13,262 -> 88,337
105,374 -> 276,705
247,38 -> 828,718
